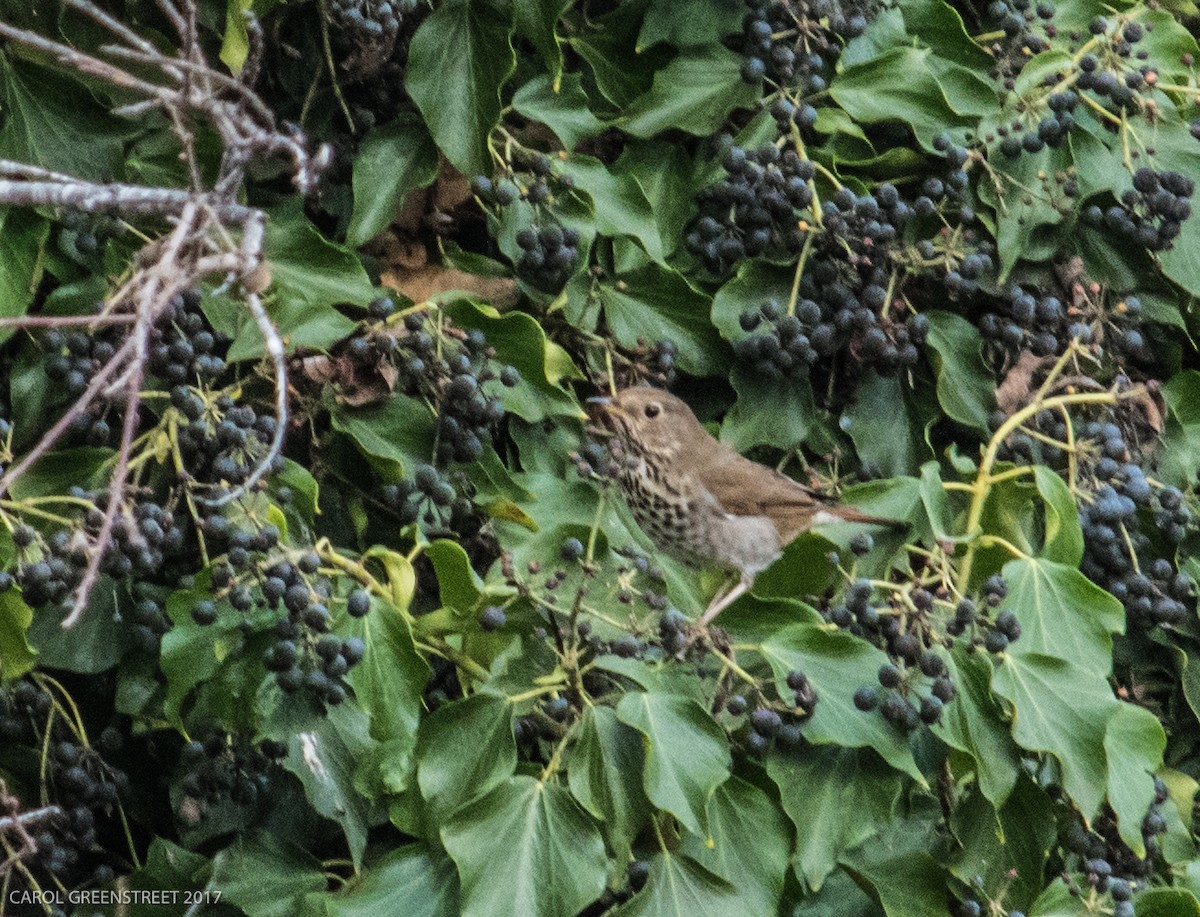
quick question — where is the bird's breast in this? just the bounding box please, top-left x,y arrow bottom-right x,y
618,462 -> 782,573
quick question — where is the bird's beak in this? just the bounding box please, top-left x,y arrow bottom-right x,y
586,395 -> 625,430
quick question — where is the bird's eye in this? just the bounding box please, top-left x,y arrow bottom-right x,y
644,403 -> 661,418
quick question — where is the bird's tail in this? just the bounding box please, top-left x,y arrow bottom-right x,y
826,505 -> 905,527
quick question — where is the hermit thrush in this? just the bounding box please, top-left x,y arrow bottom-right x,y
591,387 -> 896,626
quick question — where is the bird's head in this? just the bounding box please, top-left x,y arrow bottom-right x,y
589,387 -> 709,461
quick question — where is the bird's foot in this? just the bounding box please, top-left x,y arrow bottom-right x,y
674,621 -> 730,661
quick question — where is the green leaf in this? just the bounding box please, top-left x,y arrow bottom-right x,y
571,0 -> 662,109
767,745 -> 902,890
513,0 -> 574,81
842,372 -> 933,478
996,557 -> 1124,676
329,844 -> 459,917
924,311 -> 994,431
443,298 -> 584,421
758,624 -> 924,782
417,693 -> 517,821
595,264 -> 724,376
1031,466 -> 1084,565
278,704 -> 378,869
406,0 -> 515,176
559,154 -> 665,262
1159,370 -> 1200,488
441,775 -> 608,917
347,595 -> 429,792
934,648 -> 1021,807
512,72 -> 605,150
680,776 -> 790,914
615,852 -> 740,917
719,364 -> 815,452
615,691 -> 731,836
1134,889 -> 1200,917
0,590 -> 35,680
210,831 -> 327,917
622,44 -> 759,138
840,844 -> 949,917
568,705 -> 652,859
948,779 -> 1057,913
426,538 -> 486,613
228,205 -> 370,360
991,653 -> 1113,818
328,393 -> 437,476
637,0 -> 743,49
347,116 -> 439,247
1104,703 -> 1166,857
0,207 -> 47,343
830,47 -> 986,147
0,56 -> 125,179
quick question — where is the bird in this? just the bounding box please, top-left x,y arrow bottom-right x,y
590,386 -> 898,629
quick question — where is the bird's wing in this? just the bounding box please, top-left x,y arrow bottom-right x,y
698,449 -> 897,541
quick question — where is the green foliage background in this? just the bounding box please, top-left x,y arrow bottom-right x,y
1,0 -> 1200,915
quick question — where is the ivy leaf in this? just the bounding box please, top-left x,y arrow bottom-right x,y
441,775 -> 608,917
328,393 -> 437,478
210,831 -> 327,917
679,777 -> 790,914
559,154 -> 665,263
0,590 -> 35,680
568,705 -> 652,860
1032,466 -> 1084,565
0,207 -> 47,343
615,852 -> 739,916
996,557 -> 1124,676
720,364 -> 815,452
830,47 -> 984,147
426,538 -> 486,614
346,116 -> 439,248
622,44 -> 759,138
443,298 -> 584,421
934,648 -> 1021,807
328,844 -> 459,917
1134,889 -> 1200,917
279,704 -> 379,869
924,311 -> 994,432
766,745 -> 902,891
948,779 -> 1056,913
346,593 -> 429,793
991,653 -> 1113,818
1159,371 -> 1200,488
512,73 -> 605,150
0,56 -> 125,179
417,693 -> 517,822
226,205 -> 370,360
595,264 -> 725,376
758,624 -> 925,782
842,372 -> 935,478
1104,702 -> 1166,857
840,844 -> 949,917
615,691 -> 731,836
406,0 -> 515,177
637,0 -> 743,49
512,0 -> 574,82
570,0 -> 663,109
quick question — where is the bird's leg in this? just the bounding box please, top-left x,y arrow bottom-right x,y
699,573 -> 752,627
677,573 -> 753,658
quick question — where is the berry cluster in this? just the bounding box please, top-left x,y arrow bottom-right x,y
1094,168 -> 1194,253
173,388 -> 280,488
149,288 -> 227,384
472,151 -> 581,292
43,325 -> 120,444
738,0 -> 866,88
0,681 -> 127,890
997,91 -> 1077,157
355,308 -> 516,465
177,732 -> 287,820
380,463 -> 478,535
686,143 -> 814,273
328,0 -> 406,49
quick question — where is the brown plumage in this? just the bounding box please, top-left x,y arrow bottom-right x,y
592,386 -> 898,626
